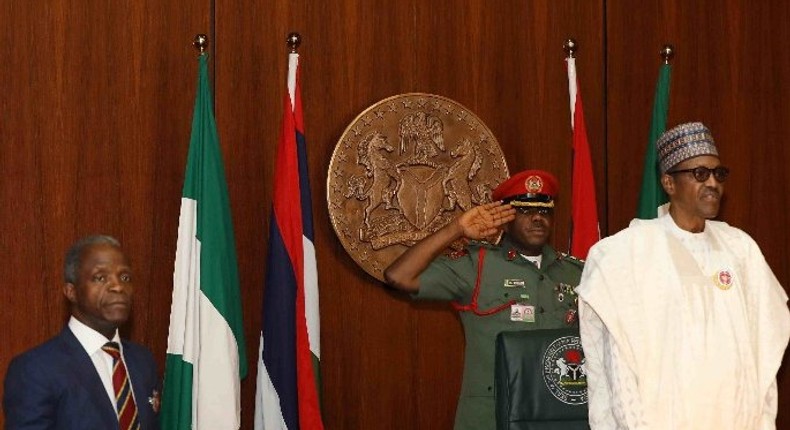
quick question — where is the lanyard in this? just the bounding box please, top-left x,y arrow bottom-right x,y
451,248 -> 517,316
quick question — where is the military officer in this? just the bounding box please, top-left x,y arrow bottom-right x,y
384,169 -> 585,430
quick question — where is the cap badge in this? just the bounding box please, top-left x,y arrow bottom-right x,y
525,175 -> 543,193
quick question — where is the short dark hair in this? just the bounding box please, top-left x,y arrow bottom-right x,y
64,235 -> 122,284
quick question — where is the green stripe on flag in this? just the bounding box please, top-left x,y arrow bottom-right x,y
161,354 -> 194,429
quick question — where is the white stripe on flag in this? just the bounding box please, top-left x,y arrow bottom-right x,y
303,236 -> 320,357
567,57 -> 578,128
287,54 -> 298,108
167,198 -> 200,361
194,293 -> 242,429
255,334 -> 288,430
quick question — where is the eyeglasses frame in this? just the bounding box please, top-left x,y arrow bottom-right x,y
667,165 -> 730,183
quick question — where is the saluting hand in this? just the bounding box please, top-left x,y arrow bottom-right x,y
457,201 -> 516,240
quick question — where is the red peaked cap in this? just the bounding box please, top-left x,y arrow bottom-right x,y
491,169 -> 559,208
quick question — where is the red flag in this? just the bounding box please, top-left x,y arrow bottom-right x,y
566,57 -> 600,259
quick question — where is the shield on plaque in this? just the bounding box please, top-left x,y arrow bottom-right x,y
396,164 -> 447,229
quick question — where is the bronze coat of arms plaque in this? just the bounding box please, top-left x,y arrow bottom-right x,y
327,93 -> 509,281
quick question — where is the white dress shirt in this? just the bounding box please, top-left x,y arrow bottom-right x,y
68,316 -> 131,416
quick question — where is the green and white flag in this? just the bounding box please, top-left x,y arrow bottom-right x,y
161,53 -> 248,430
636,62 -> 672,219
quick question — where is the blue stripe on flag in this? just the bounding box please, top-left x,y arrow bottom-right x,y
296,130 -> 314,242
262,215 -> 299,430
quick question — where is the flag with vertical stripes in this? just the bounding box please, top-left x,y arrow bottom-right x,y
566,56 -> 600,259
636,62 -> 672,218
161,52 -> 248,430
255,47 -> 324,430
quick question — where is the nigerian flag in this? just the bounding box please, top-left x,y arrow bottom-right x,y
636,62 -> 672,219
161,52 -> 248,430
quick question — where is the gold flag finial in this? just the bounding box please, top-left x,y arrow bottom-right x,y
660,44 -> 675,64
563,39 -> 578,59
287,33 -> 302,54
193,34 -> 208,55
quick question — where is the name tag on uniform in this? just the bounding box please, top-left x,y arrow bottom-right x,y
510,304 -> 535,322
504,279 -> 525,288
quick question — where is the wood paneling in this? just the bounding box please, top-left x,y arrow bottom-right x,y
0,0 -> 209,426
2,0 -> 788,428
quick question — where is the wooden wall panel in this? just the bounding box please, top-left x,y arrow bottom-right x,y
606,0 -> 790,427
0,0 -> 209,427
213,1 -> 292,425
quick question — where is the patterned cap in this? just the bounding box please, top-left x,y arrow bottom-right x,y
657,122 -> 719,173
491,169 -> 558,208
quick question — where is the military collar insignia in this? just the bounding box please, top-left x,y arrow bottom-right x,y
446,248 -> 469,260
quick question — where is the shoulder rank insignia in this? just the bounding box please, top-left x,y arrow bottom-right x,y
559,252 -> 585,267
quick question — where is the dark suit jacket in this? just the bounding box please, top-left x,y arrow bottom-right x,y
3,327 -> 160,430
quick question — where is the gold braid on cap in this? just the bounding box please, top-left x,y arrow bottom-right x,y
509,201 -> 555,208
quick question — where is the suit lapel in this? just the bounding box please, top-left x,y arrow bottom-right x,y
123,341 -> 159,428
60,328 -> 120,426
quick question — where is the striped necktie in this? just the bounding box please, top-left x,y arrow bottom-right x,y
102,342 -> 141,430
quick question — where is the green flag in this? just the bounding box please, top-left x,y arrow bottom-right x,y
160,53 -> 247,430
636,63 -> 672,219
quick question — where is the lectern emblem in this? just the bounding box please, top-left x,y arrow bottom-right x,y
542,335 -> 588,405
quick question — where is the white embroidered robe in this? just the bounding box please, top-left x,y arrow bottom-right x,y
577,215 -> 790,430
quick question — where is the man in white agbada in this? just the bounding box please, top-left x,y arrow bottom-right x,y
576,122 -> 790,430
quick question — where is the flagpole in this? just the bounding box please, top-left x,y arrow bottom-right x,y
256,31 -> 325,430
563,38 -> 600,259
636,43 -> 674,219
564,38 -> 577,256
563,39 -> 577,122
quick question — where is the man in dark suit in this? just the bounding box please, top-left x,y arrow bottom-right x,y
4,235 -> 160,429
